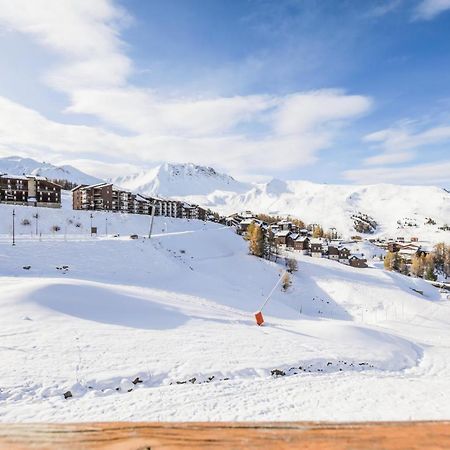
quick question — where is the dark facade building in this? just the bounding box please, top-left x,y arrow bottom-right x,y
328,245 -> 340,260
72,183 -> 152,215
72,185 -> 209,220
294,236 -> 309,252
0,174 -> 61,208
349,255 -> 368,268
310,239 -> 323,257
338,247 -> 351,263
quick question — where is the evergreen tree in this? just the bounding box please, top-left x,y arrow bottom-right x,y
392,252 -> 401,272
265,230 -> 278,261
399,258 -> 409,275
433,243 -> 449,278
424,253 -> 437,281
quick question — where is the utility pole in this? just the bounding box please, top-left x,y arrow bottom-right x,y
12,209 -> 16,246
148,205 -> 155,239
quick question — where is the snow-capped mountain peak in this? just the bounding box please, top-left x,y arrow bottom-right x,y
0,156 -> 102,185
114,162 -> 251,197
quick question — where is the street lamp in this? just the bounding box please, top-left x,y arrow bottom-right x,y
105,217 -> 108,237
90,213 -> 93,236
148,205 -> 155,239
12,209 -> 15,246
35,210 -> 39,237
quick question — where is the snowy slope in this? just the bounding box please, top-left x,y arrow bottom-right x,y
1,200 -> 449,421
0,156 -> 102,185
116,163 -> 450,243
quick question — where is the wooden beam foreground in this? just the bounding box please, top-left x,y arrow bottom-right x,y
0,421 -> 449,450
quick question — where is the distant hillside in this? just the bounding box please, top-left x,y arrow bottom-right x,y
116,162 -> 450,243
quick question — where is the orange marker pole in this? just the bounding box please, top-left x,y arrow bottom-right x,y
254,270 -> 287,326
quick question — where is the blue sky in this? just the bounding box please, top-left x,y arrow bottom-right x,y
0,0 -> 449,186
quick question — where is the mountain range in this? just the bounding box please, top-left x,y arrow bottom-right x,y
1,156 -> 449,241
0,156 -> 102,185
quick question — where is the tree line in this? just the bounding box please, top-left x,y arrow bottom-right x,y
384,242 -> 449,281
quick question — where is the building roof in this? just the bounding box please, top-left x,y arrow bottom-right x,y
0,174 -> 29,180
275,230 -> 291,237
83,182 -> 111,190
350,254 -> 366,260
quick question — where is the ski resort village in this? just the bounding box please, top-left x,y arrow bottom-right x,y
0,156 -> 449,422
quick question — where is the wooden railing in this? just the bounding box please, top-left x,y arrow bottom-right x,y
0,421 -> 449,449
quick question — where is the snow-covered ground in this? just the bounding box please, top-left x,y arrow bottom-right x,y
1,200 -> 450,422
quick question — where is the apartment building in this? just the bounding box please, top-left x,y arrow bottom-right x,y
0,174 -> 61,207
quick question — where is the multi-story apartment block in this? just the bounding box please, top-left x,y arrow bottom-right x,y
180,203 -> 207,220
72,183 -> 125,212
72,184 -> 210,221
0,174 -> 62,207
72,183 -> 153,216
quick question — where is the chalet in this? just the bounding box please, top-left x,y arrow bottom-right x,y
299,228 -> 309,236
327,245 -> 340,260
398,244 -> 427,263
275,230 -> 291,247
397,237 -> 405,243
411,237 -> 419,242
286,232 -> 298,249
278,220 -> 293,231
268,224 -> 281,234
310,238 -> 323,258
338,247 -> 351,264
225,216 -> 240,227
239,218 -> 255,233
0,174 -> 61,208
349,255 -> 368,268
294,236 -> 309,253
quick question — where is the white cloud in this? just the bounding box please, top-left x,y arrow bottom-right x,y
66,88 -> 274,136
343,160 -> 450,185
363,123 -> 450,166
0,0 -> 131,90
273,90 -> 371,135
414,0 -> 450,20
0,0 -> 372,178
0,93 -> 371,177
366,0 -> 404,18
